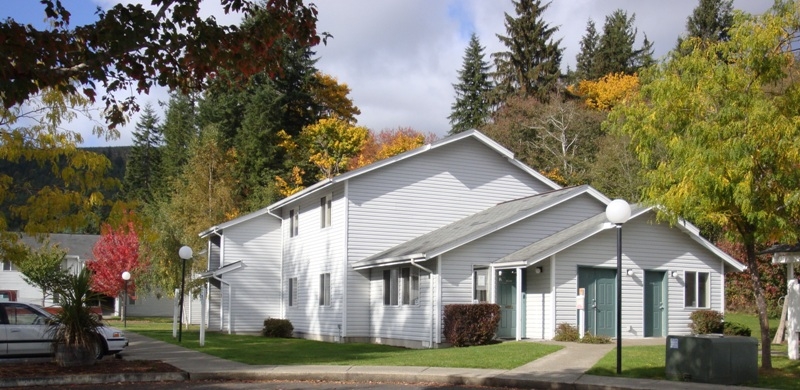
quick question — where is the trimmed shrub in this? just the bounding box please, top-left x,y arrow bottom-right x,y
442,303 -> 500,347
262,318 -> 293,338
690,309 -> 723,334
579,332 -> 611,344
723,321 -> 752,336
553,323 -> 580,342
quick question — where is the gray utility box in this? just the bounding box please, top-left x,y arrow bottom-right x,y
665,334 -> 758,385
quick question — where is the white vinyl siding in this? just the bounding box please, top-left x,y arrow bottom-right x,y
283,187 -> 345,341
212,215 -> 282,333
347,138 -> 553,338
368,261 -> 436,347
552,214 -> 728,339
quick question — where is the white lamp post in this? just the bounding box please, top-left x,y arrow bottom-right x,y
121,271 -> 131,328
178,246 -> 193,342
605,199 -> 631,375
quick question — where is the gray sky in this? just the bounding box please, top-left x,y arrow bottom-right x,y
5,0 -> 774,146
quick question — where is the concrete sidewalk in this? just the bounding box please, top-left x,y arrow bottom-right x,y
0,333 -> 764,389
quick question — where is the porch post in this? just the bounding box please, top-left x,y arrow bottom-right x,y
516,267 -> 523,341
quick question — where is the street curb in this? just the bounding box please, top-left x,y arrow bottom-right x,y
0,371 -> 188,388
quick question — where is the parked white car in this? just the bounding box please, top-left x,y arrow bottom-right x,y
0,302 -> 128,359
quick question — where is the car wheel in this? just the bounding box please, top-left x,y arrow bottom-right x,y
93,337 -> 107,360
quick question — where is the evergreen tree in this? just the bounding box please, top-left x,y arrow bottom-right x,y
160,93 -> 199,184
575,19 -> 600,80
449,33 -> 493,135
123,103 -> 163,203
675,0 -> 734,54
593,9 -> 641,76
492,0 -> 563,103
635,34 -> 655,70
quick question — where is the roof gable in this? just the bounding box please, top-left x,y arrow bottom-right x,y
352,185 -> 608,269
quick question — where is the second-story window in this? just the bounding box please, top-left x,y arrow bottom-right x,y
289,207 -> 299,237
320,194 -> 332,228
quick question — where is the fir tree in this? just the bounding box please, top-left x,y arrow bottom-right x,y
492,0 -> 563,103
575,19 -> 600,80
123,103 -> 164,203
675,0 -> 734,54
160,93 -> 199,184
594,9 -> 640,76
449,33 -> 493,135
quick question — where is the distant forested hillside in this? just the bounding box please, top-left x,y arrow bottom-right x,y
0,146 -> 130,233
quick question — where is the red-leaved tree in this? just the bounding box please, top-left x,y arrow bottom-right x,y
87,219 -> 147,304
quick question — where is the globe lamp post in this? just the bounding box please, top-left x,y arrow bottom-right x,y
605,199 -> 631,375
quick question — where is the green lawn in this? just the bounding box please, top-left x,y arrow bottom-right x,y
586,312 -> 800,389
110,318 -> 561,370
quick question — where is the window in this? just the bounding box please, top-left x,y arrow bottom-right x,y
2,259 -> 15,271
383,267 -> 419,306
320,195 -> 332,228
319,273 -> 331,306
289,207 -> 299,237
288,277 -> 298,307
473,267 -> 488,303
684,271 -> 710,308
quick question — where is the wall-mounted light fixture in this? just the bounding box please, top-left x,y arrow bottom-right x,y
670,270 -> 678,278
626,269 -> 634,276
535,266 -> 543,274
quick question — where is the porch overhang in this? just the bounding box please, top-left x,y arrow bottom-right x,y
352,253 -> 427,270
199,260 -> 245,279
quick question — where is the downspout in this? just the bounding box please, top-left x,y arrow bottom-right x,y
410,257 -> 434,348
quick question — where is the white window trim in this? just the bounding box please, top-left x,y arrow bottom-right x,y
319,273 -> 331,306
683,271 -> 711,308
320,193 -> 332,229
289,207 -> 299,238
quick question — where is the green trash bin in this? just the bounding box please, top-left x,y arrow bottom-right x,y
665,334 -> 758,385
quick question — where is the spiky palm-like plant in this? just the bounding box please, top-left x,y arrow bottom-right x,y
50,267 -> 103,367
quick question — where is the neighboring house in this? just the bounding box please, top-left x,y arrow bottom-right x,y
197,130 -> 745,348
0,234 -> 173,317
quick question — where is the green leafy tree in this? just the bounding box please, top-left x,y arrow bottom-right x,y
607,1 -> 800,368
676,0 -> 734,54
492,0 -> 563,103
449,33 -> 494,135
0,87 -> 118,240
594,9 -> 650,76
0,0 -> 322,129
123,104 -> 164,203
574,19 -> 600,81
158,126 -> 240,293
13,240 -> 68,306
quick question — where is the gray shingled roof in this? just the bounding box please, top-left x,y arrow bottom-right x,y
353,185 -> 596,269
19,233 -> 99,259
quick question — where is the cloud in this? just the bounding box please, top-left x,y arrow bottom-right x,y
5,0 -> 774,145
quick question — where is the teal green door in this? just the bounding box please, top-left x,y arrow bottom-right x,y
496,270 -> 516,338
578,267 -> 617,337
644,271 -> 666,337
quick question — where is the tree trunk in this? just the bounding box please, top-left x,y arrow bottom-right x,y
773,296 -> 787,345
744,240 -> 772,369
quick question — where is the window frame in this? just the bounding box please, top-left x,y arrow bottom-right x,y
2,260 -> 15,271
319,273 -> 331,307
472,266 -> 489,303
289,207 -> 299,238
320,194 -> 332,228
684,271 -> 711,308
383,266 -> 419,306
288,277 -> 298,307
